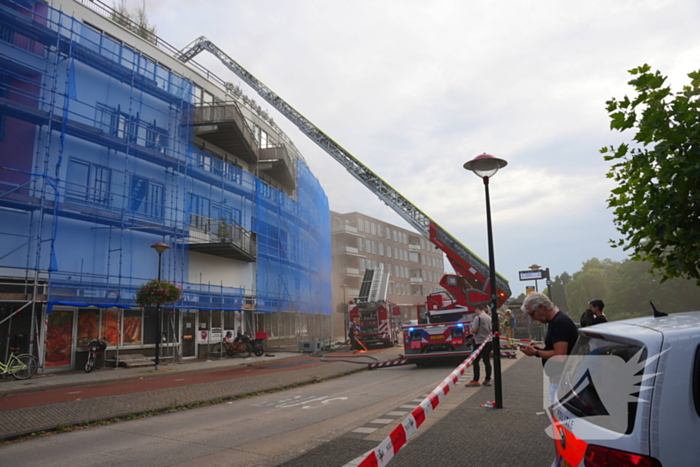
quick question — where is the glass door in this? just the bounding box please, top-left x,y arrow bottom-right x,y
44,309 -> 75,369
181,311 -> 196,358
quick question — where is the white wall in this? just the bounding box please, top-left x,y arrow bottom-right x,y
187,252 -> 254,290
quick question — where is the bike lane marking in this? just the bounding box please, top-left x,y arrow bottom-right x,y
0,356 -> 343,411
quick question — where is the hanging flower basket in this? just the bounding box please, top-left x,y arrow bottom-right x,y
135,279 -> 182,306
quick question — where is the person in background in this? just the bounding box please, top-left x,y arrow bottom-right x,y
519,292 -> 578,401
348,322 -> 357,350
466,304 -> 492,387
589,299 -> 608,325
503,309 -> 516,342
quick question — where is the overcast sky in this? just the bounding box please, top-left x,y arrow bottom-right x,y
132,0 -> 699,297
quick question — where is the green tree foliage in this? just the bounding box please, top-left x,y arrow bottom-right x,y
605,260 -> 700,320
602,65 -> 700,285
563,257 -> 700,321
564,258 -> 617,316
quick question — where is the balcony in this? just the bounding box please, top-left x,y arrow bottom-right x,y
186,213 -> 256,261
331,224 -> 361,236
345,268 -> 362,277
332,246 -> 362,256
410,277 -> 423,283
194,104 -> 259,164
409,243 -> 421,250
257,146 -> 296,193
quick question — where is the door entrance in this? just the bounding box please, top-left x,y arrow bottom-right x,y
181,311 -> 197,358
44,309 -> 75,369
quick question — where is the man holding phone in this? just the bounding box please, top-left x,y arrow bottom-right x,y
519,292 -> 578,401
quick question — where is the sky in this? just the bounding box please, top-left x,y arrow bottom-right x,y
126,0 -> 700,297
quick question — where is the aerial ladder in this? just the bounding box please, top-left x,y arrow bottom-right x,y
177,37 -> 511,305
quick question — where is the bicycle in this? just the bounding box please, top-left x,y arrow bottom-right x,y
85,339 -> 107,373
211,335 -> 252,358
0,348 -> 38,380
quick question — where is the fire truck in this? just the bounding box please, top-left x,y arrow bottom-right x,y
178,39 -> 513,359
348,299 -> 401,347
347,267 -> 401,347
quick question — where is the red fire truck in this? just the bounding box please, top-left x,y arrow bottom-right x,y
348,299 -> 401,347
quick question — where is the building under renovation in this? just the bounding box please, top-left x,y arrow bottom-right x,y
0,0 -> 331,371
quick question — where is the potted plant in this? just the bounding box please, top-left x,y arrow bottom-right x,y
135,279 -> 182,306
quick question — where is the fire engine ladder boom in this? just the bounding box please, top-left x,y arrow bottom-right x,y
177,37 -> 511,299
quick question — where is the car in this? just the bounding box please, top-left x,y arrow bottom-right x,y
550,311 -> 700,467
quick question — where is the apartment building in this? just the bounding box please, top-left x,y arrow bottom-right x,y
331,211 -> 445,339
0,0 -> 331,371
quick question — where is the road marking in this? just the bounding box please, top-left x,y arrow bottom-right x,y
352,427 -> 378,434
387,411 -> 408,416
175,379 -> 185,381
68,391 -> 81,394
399,405 -> 415,409
370,418 -> 393,424
252,395 -> 348,409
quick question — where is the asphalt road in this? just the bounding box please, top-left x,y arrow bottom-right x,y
0,363 -> 474,467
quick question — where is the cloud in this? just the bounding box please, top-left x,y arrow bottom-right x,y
135,0 -> 700,296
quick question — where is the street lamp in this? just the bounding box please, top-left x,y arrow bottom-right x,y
341,283 -> 348,342
464,153 -> 507,409
150,242 -> 170,371
529,264 -> 541,292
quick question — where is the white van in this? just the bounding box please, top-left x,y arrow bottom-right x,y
550,311 -> 700,467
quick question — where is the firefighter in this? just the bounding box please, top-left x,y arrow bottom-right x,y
348,322 -> 357,350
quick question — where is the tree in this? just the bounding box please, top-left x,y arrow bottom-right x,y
602,65 -> 700,285
545,272 -> 571,312
564,258 -> 617,316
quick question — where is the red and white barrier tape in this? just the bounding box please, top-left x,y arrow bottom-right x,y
343,337 -> 491,467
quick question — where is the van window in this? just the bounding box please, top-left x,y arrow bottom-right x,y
557,335 -> 647,435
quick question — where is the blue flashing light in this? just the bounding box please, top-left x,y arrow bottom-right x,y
408,327 -> 415,332
458,323 -> 464,327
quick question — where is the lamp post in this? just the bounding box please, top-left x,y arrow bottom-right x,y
341,283 -> 348,341
464,153 -> 507,409
150,242 -> 170,371
529,264 -> 541,292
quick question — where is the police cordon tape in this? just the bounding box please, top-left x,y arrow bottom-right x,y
342,336 -> 492,467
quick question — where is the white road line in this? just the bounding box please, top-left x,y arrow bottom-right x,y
174,378 -> 185,381
399,405 -> 416,409
369,419 -> 393,425
352,427 -> 378,434
387,411 -> 409,416
68,391 -> 81,394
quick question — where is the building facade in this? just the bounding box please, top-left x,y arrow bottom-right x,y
331,211 -> 445,339
0,0 -> 331,372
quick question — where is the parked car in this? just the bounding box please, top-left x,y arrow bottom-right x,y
550,311 -> 700,467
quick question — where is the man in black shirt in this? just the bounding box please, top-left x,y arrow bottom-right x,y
589,299 -> 608,325
519,292 -> 578,401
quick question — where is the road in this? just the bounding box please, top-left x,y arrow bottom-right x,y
0,363 -> 478,467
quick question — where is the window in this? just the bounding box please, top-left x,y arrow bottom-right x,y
130,176 -> 164,218
359,238 -> 365,252
379,243 -> 384,256
66,159 -> 111,206
189,194 -> 211,230
403,232 -> 408,244
393,230 -> 398,242
387,246 -> 392,258
386,227 -> 390,239
146,125 -> 168,154
409,252 -> 419,263
360,258 -> 366,270
389,282 -> 394,294
371,241 -> 377,254
370,222 -> 377,235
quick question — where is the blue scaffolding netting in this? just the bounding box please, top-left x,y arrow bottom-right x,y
0,0 -> 331,316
